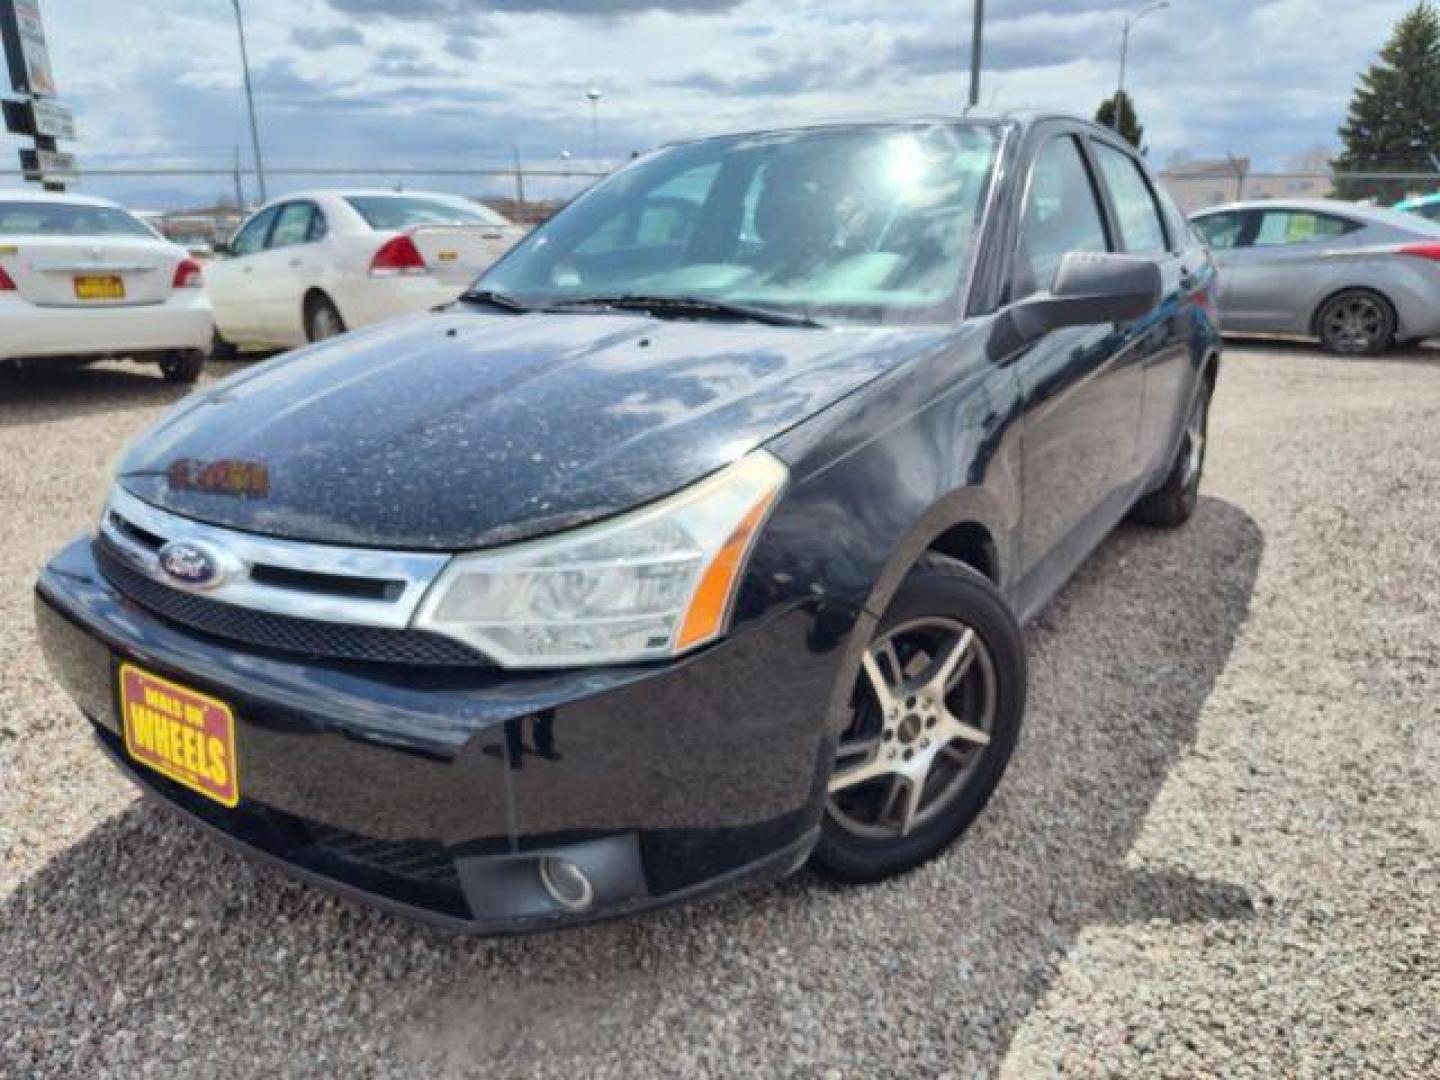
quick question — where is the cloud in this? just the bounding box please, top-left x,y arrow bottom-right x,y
290,25 -> 366,49
8,0 -> 1428,212
325,0 -> 741,16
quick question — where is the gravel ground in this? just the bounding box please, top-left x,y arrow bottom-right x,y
0,343 -> 1436,1078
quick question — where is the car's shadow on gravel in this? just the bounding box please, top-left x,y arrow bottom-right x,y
0,496 -> 1264,1077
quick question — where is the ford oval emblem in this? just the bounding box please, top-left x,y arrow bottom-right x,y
158,540 -> 227,590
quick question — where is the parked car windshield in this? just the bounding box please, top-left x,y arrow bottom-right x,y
479,122 -> 1004,326
0,202 -> 156,238
345,195 -> 509,231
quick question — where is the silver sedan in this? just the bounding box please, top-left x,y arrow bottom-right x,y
1191,198 -> 1440,355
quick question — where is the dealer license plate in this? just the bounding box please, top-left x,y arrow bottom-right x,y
119,663 -> 239,807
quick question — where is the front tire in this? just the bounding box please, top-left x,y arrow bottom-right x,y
810,556 -> 1026,883
1316,289 -> 1396,356
158,350 -> 206,384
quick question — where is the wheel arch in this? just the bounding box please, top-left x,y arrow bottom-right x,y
819,488 -> 1014,735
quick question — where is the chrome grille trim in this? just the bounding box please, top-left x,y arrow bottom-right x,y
100,485 -> 451,629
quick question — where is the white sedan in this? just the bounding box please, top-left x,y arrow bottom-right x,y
0,191 -> 213,382
206,190 -> 524,352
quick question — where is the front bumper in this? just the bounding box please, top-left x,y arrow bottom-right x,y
35,537 -> 846,933
0,292 -> 214,362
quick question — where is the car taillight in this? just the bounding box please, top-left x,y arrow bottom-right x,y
0,264 -> 15,291
1397,242 -> 1440,262
172,258 -> 204,288
369,235 -> 427,276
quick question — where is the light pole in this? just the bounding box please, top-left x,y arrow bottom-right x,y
230,0 -> 267,204
1113,1 -> 1168,136
586,87 -> 602,168
968,0 -> 985,109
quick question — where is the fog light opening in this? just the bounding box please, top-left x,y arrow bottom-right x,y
538,857 -> 595,912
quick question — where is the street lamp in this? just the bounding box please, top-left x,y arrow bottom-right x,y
586,87 -> 602,168
230,0 -> 267,204
1113,1 -> 1168,136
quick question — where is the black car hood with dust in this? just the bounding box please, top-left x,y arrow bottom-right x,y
119,309 -> 952,551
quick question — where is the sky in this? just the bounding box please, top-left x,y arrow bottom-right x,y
0,0 -> 1425,209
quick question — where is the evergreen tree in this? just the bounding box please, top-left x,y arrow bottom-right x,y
1095,91 -> 1145,150
1336,2 -> 1440,202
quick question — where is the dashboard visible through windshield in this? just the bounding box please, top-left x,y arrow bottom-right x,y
478,122 -> 1004,326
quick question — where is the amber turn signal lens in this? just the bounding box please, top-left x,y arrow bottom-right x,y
676,489 -> 780,651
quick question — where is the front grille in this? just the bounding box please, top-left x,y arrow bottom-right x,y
95,537 -> 493,667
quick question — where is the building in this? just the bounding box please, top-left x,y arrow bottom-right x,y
1161,157 -> 1333,214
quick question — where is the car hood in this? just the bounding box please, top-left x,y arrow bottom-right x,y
119,309 -> 952,550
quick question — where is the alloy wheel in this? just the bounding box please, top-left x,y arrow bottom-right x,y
828,617 -> 997,840
1322,296 -> 1384,354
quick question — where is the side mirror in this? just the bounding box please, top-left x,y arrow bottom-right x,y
989,252 -> 1162,360
211,240 -> 232,258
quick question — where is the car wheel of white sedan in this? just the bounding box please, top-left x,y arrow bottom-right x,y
305,295 -> 347,342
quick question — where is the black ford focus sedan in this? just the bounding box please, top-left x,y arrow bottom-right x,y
35,113 -> 1219,933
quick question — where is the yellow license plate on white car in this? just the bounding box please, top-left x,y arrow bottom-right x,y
74,274 -> 125,300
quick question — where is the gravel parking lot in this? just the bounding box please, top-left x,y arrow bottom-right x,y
1,343 -> 1436,1078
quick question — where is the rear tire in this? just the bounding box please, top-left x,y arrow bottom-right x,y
305,295 -> 346,342
1130,377 -> 1212,528
1316,289 -> 1396,356
211,331 -> 239,363
810,556 -> 1026,883
158,350 -> 206,384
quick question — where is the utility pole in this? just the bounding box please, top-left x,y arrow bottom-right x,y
232,144 -> 244,208
512,144 -> 526,208
230,0 -> 266,204
968,0 -> 984,109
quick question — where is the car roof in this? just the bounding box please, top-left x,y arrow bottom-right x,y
0,189 -> 122,208
650,111 -> 1124,153
1395,192 -> 1440,209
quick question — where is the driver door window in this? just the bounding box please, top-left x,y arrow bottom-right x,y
1012,136 -> 1111,301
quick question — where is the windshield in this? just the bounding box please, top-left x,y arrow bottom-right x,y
479,122 -> 1003,326
0,202 -> 156,238
346,195 -> 509,231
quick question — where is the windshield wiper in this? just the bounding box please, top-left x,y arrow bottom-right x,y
456,288 -> 534,314
550,294 -> 825,329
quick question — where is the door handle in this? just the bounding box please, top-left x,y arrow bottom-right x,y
241,265 -> 254,273
288,258 -> 302,268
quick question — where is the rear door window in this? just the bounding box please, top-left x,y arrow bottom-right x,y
267,202 -> 317,249
1253,210 -> 1358,246
1012,135 -> 1112,301
1091,142 -> 1170,255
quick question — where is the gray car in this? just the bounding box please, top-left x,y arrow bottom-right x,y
1191,198 -> 1440,354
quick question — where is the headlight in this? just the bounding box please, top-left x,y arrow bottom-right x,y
413,451 -> 788,668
